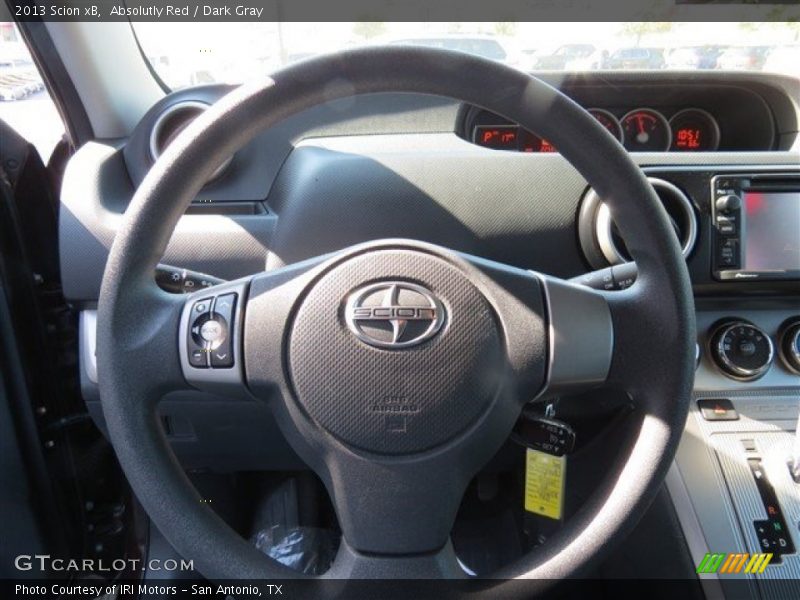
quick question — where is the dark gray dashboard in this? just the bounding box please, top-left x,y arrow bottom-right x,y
121,72 -> 798,203
61,71 -> 800,302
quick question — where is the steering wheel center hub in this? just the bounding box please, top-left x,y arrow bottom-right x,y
287,248 -> 504,455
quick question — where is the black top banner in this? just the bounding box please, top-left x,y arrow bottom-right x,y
2,0 -> 800,22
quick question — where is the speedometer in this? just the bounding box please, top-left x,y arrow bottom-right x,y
621,108 -> 671,152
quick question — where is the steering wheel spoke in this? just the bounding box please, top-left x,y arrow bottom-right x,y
327,538 -> 465,579
533,274 -> 616,400
97,281 -> 188,400
313,449 -> 474,556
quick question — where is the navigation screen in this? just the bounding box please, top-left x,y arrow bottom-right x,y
742,191 -> 800,271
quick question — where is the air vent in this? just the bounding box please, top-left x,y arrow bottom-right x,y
149,100 -> 231,181
581,178 -> 698,267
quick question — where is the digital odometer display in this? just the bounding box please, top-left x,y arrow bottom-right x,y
743,191 -> 800,271
669,108 -> 720,152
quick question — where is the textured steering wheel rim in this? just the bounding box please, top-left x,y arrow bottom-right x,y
97,47 -> 694,583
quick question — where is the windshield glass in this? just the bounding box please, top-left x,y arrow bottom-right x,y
132,22 -> 800,89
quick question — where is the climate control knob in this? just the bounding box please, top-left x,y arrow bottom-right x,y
779,319 -> 800,375
710,321 -> 774,381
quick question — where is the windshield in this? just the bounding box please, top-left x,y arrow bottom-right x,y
132,22 -> 800,89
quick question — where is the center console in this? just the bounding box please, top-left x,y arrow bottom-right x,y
574,164 -> 800,598
663,166 -> 800,598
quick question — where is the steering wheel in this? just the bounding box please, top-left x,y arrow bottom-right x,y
97,47 -> 695,586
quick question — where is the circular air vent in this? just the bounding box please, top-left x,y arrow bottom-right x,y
149,100 -> 231,181
579,178 -> 698,268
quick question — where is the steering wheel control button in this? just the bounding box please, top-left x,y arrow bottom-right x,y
189,348 -> 208,368
697,398 -> 739,421
193,298 -> 212,315
184,294 -> 238,370
209,293 -> 236,368
200,320 -> 225,344
186,297 -> 215,368
710,321 -> 774,381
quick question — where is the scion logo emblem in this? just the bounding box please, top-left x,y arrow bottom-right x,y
344,282 -> 446,349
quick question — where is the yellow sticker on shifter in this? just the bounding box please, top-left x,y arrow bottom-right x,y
524,448 -> 566,520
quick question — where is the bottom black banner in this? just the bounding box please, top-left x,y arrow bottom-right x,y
4,578 -> 797,600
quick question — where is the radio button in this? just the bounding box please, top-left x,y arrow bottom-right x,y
716,217 -> 736,235
716,237 -> 740,268
715,194 -> 742,214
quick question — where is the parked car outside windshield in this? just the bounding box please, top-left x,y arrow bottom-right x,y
126,22 -> 800,89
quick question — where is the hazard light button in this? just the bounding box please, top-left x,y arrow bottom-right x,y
697,398 -> 739,421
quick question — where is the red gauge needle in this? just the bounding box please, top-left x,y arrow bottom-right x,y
637,115 -> 645,135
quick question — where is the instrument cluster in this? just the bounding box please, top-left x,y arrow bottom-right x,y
471,106 -> 721,153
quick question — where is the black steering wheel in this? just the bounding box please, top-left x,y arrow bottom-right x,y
97,47 -> 695,586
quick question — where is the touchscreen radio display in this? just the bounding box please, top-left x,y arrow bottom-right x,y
742,191 -> 800,271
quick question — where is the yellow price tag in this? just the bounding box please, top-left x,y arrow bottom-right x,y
524,448 -> 566,520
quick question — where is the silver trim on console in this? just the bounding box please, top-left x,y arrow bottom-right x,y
780,324 -> 800,375
710,321 -> 775,381
594,177 -> 699,266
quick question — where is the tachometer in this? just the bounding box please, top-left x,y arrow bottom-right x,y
669,108 -> 720,152
621,108 -> 671,152
588,109 -> 623,143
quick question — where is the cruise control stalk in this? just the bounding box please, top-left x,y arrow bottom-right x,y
570,262 -> 637,291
